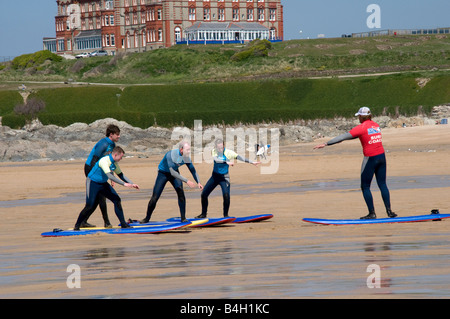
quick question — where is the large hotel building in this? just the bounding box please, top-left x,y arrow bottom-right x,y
44,0 -> 284,56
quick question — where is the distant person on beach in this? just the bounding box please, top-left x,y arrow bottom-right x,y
140,141 -> 203,223
80,124 -> 121,228
74,146 -> 140,230
196,139 -> 260,218
313,107 -> 397,219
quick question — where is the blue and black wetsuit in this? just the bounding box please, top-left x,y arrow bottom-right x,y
142,149 -> 200,222
200,148 -> 251,217
83,137 -> 115,226
325,120 -> 395,218
74,154 -> 133,230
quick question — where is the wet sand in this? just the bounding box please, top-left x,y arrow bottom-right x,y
1,124 -> 450,299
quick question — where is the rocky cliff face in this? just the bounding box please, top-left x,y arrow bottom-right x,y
0,105 -> 447,162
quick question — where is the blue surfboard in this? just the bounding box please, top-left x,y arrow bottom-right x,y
302,213 -> 450,225
166,216 -> 235,227
41,221 -> 192,237
232,214 -> 273,223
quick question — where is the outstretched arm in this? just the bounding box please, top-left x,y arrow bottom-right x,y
106,172 -> 139,189
314,132 -> 355,149
236,155 -> 260,166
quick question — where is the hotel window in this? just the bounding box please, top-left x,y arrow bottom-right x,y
110,15 -> 114,25
111,34 -> 115,46
270,28 -> 276,40
218,8 -> 225,21
174,27 -> 181,41
58,39 -> 65,51
232,8 -> 239,21
189,8 -> 196,20
105,1 -> 114,9
257,7 -> 264,21
158,9 -> 162,20
204,8 -> 211,21
105,15 -> 109,26
158,29 -> 162,41
247,8 -> 253,21
269,8 -> 276,21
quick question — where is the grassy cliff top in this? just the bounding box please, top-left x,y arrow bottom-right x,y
0,34 -> 449,86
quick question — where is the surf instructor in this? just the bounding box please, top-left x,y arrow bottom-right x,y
313,107 -> 397,220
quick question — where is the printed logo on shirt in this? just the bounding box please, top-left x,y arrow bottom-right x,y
367,127 -> 381,135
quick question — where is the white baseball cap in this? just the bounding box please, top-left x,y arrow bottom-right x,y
355,107 -> 371,116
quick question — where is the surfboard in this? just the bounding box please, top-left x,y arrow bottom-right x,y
165,217 -> 235,227
130,218 -> 210,228
41,221 -> 192,237
231,214 -> 274,223
302,212 -> 450,225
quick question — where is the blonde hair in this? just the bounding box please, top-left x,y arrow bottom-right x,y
112,146 -> 125,155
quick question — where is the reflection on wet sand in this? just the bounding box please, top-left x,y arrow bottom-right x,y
4,232 -> 448,298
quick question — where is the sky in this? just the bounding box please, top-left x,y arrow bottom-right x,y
0,0 -> 449,58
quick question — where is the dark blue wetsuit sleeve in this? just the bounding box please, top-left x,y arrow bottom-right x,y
186,162 -> 200,184
164,151 -> 188,182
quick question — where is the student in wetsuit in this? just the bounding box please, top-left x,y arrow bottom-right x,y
74,146 -> 140,230
196,139 -> 260,218
140,141 -> 203,223
314,107 -> 397,219
81,124 -> 121,228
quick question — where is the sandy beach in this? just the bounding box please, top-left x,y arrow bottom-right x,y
1,124 -> 449,299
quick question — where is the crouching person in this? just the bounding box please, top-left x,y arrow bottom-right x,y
74,146 -> 140,230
